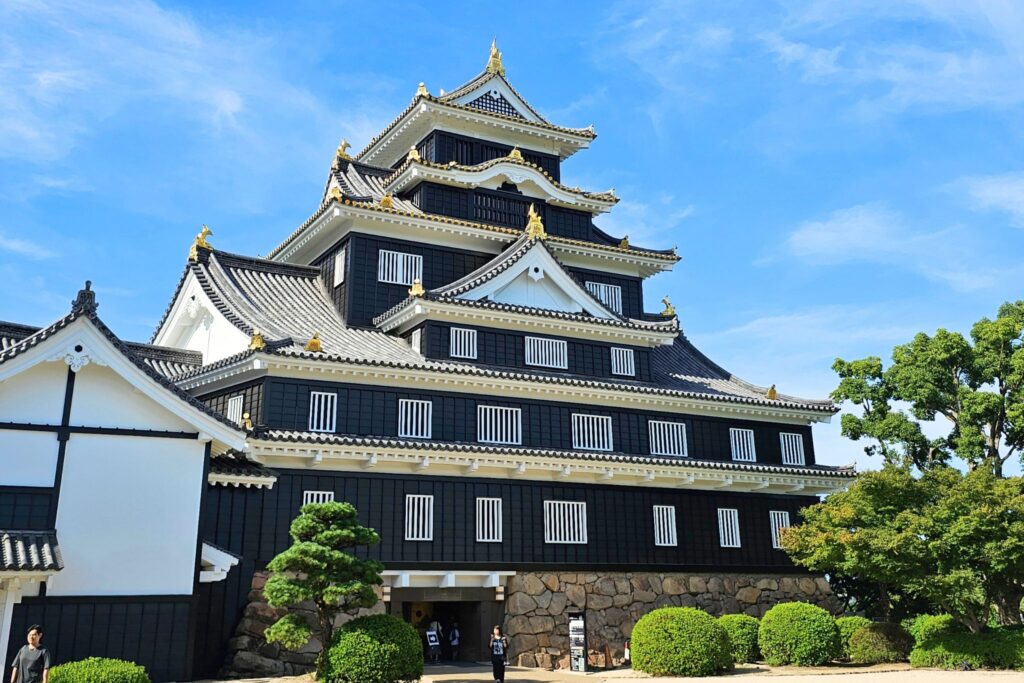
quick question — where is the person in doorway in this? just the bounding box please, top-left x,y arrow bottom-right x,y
448,620 -> 461,661
425,624 -> 442,664
489,624 -> 509,683
9,625 -> 50,683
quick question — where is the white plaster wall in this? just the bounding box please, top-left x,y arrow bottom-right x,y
47,434 -> 204,596
68,363 -> 194,432
152,279 -> 249,363
0,430 -> 58,486
492,270 -> 581,312
0,360 -> 67,424
183,310 -> 248,363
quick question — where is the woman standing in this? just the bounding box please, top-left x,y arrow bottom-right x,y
488,624 -> 509,683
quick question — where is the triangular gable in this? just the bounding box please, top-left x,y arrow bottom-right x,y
436,237 -> 620,320
444,73 -> 546,124
0,304 -> 246,452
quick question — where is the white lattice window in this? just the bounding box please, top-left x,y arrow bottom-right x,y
308,391 -> 338,433
572,414 -> 614,452
476,497 -> 503,542
450,327 -> 477,359
410,328 -> 423,354
225,395 -> 244,425
303,490 -> 334,505
653,505 -> 678,547
398,399 -> 432,439
649,420 -> 688,457
780,433 -> 806,466
585,281 -> 623,314
525,336 -> 568,369
730,428 -> 756,462
333,246 -> 347,286
405,494 -> 434,541
544,500 -> 588,544
769,510 -> 791,549
610,347 -> 635,376
377,249 -> 423,285
477,405 -> 522,445
718,508 -> 741,548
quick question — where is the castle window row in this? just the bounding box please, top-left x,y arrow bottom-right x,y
361,493 -> 793,549
302,391 -> 806,464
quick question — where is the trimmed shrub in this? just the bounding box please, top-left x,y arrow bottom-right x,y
906,614 -> 963,644
909,629 -> 1024,671
719,614 -> 760,663
50,657 -> 150,683
631,607 -> 734,676
758,601 -> 840,666
848,623 -> 913,664
836,616 -> 872,661
326,614 -> 423,683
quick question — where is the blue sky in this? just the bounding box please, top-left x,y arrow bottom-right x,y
2,0 -> 1022,472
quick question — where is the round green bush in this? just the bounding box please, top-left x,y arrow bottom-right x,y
50,657 -> 150,683
848,623 -> 913,664
758,601 -> 840,666
326,614 -> 423,683
909,628 -> 1024,670
907,614 -> 963,645
836,616 -> 872,660
631,607 -> 734,676
718,614 -> 760,663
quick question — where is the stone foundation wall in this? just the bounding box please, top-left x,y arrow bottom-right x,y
221,571 -> 385,679
503,572 -> 839,669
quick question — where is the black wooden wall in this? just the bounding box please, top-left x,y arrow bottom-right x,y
420,321 -> 653,382
202,380 -> 264,427
0,486 -> 51,529
7,597 -> 192,683
258,377 -> 815,467
567,266 -> 645,321
415,129 -> 560,181
312,235 -> 351,318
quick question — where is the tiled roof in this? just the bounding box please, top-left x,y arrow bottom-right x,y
258,430 -> 855,478
0,530 -> 63,572
0,321 -> 39,351
210,451 -> 278,480
439,71 -> 549,123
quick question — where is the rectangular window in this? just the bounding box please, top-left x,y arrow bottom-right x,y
477,405 -> 522,445
718,508 -> 741,548
610,347 -> 635,376
543,500 -> 588,544
303,490 -> 334,505
585,281 -> 623,314
653,505 -> 678,547
377,249 -> 423,285
450,327 -> 478,359
730,428 -> 757,462
225,395 -> 244,425
308,391 -> 338,433
398,399 -> 432,439
333,246 -> 347,286
572,413 -> 614,451
524,336 -> 568,369
769,510 -> 791,549
476,497 -> 503,542
410,328 -> 423,354
648,420 -> 688,457
780,433 -> 806,466
405,494 -> 434,541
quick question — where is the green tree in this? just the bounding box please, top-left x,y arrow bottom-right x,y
782,466 -> 1024,631
263,501 -> 383,676
832,301 -> 1024,477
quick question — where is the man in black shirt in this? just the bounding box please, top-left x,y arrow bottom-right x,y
9,625 -> 50,683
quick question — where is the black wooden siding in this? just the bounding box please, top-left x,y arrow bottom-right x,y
420,321 -> 653,382
261,378 -> 816,467
7,597 -> 192,683
416,129 -> 560,181
345,234 -> 492,327
312,236 -> 351,318
0,486 -> 51,530
201,380 -> 264,426
566,266 -> 645,320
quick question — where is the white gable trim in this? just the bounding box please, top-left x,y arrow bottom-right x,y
199,542 -> 239,583
151,270 -> 250,363
448,75 -> 544,123
0,317 -> 247,452
455,245 -> 619,319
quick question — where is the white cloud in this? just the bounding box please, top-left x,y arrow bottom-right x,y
956,172 -> 1024,227
0,233 -> 57,259
593,193 -> 694,248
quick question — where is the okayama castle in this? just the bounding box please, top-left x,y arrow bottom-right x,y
0,42 -> 854,680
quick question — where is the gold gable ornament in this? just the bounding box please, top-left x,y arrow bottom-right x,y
332,138 -> 352,169
248,329 -> 266,351
766,384 -> 778,401
406,146 -> 422,163
525,204 -> 547,240
188,224 -> 213,262
380,192 -> 394,209
304,332 -> 323,353
241,412 -> 253,430
507,146 -> 524,162
416,82 -> 429,98
328,186 -> 343,202
618,235 -> 630,250
486,38 -> 505,77
408,279 -> 425,297
660,296 -> 676,317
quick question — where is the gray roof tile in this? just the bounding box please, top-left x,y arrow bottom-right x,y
0,530 -> 63,572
